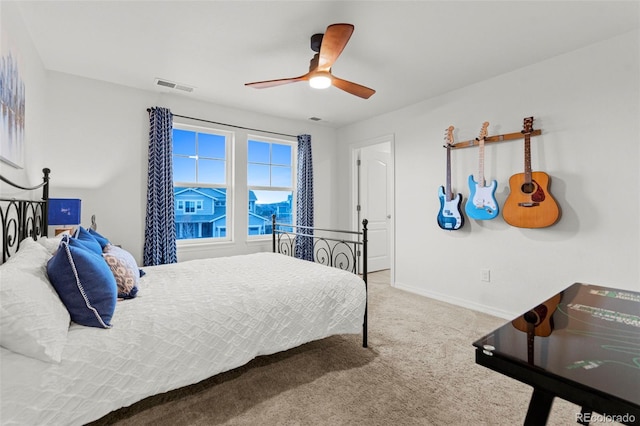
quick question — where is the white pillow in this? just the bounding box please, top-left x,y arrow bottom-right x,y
0,238 -> 70,362
37,235 -> 65,254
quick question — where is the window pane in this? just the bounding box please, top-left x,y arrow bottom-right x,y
272,144 -> 291,166
247,139 -> 294,237
198,159 -> 225,184
248,190 -> 293,236
173,125 -> 230,242
248,140 -> 270,163
248,163 -> 270,186
271,166 -> 292,187
173,156 -> 196,182
198,133 -> 225,159
175,186 -> 227,240
173,129 -> 196,156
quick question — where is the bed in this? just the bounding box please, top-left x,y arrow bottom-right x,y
0,169 -> 368,426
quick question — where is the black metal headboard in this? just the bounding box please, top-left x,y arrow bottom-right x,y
0,168 -> 50,262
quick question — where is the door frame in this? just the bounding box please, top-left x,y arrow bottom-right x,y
350,134 -> 395,284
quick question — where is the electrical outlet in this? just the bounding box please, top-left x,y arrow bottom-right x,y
481,269 -> 491,282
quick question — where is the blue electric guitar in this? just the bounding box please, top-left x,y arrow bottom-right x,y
437,126 -> 464,230
465,122 -> 499,220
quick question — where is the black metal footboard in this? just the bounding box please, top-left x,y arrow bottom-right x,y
271,215 -> 369,348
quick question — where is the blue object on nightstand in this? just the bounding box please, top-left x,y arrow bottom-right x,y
48,198 -> 82,225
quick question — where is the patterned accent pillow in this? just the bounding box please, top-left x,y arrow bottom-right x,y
103,245 -> 140,299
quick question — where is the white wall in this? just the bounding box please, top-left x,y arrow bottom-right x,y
337,30 -> 640,318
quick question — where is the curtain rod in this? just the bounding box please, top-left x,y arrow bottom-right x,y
146,108 -> 298,139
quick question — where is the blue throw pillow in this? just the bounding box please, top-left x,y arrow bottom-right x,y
74,226 -> 103,255
88,228 -> 110,249
46,235 -> 117,328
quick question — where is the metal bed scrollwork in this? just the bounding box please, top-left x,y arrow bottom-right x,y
0,168 -> 50,263
271,214 -> 369,347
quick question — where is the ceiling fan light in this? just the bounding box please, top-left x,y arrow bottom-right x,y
309,74 -> 332,89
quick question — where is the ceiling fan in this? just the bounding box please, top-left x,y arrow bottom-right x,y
245,23 -> 375,99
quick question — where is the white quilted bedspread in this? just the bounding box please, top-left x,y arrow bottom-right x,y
0,252 -> 366,425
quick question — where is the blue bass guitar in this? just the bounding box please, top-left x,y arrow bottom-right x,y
437,126 -> 464,230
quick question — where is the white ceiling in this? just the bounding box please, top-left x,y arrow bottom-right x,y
15,1 -> 640,127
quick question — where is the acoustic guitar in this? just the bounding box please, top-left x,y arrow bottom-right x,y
437,126 -> 464,230
511,293 -> 562,364
465,121 -> 499,220
503,117 -> 559,228
511,293 -> 562,337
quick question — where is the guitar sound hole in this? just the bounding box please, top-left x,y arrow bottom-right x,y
523,311 -> 538,325
521,182 -> 535,194
530,304 -> 548,326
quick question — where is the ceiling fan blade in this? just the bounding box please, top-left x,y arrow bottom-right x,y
317,23 -> 354,71
331,76 -> 376,99
245,73 -> 309,89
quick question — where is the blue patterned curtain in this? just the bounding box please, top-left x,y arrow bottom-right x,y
143,107 -> 177,266
295,134 -> 314,261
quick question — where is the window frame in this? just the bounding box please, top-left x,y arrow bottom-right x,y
247,135 -> 297,240
172,122 -> 234,244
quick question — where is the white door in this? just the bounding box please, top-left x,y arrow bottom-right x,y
358,142 -> 392,272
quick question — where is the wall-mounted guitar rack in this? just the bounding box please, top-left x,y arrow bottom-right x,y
450,129 -> 541,150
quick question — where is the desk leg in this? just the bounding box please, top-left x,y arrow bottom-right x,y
524,388 -> 554,426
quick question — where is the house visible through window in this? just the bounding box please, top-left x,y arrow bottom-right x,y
247,138 -> 295,236
173,125 -> 230,240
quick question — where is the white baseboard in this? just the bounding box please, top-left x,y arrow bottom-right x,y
393,281 -> 517,320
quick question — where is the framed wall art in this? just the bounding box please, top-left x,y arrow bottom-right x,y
0,44 -> 25,169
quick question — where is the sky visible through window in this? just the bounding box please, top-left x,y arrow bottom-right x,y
173,129 -> 226,184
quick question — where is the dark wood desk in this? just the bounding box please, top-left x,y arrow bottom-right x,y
473,283 -> 640,425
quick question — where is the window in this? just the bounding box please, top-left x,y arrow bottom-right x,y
172,125 -> 232,240
247,138 -> 295,236
171,126 -> 295,242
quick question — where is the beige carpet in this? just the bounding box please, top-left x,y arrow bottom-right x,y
92,270 -> 586,426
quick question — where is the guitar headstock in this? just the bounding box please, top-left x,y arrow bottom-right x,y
444,125 -> 454,147
522,116 -> 534,134
478,121 -> 489,140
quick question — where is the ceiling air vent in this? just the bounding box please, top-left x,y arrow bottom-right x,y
154,78 -> 194,93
